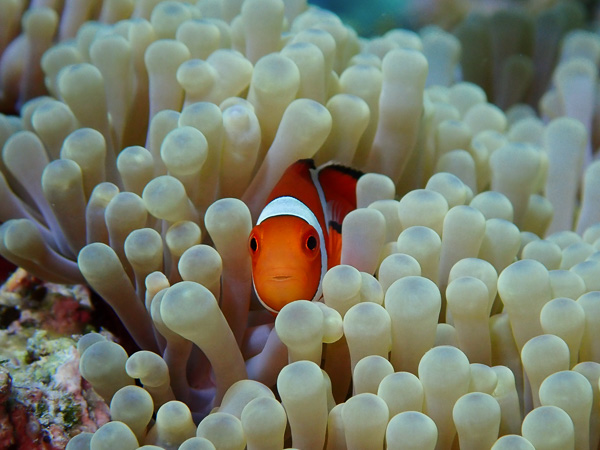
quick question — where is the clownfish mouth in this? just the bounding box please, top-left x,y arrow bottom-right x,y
272,275 -> 293,281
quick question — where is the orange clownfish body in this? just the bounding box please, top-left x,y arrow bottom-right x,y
248,159 -> 363,314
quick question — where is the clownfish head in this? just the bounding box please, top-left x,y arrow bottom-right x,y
248,215 -> 323,314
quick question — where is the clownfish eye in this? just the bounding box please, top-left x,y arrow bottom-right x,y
306,235 -> 318,251
249,236 -> 258,252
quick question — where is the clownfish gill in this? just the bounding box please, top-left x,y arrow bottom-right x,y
248,159 -> 363,314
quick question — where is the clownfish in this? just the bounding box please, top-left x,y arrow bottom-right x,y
248,159 -> 363,314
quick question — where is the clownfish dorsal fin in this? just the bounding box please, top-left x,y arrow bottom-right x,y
317,163 -> 363,268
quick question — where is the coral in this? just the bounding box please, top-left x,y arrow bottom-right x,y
0,271 -> 110,448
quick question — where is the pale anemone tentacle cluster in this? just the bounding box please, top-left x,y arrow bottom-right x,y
0,0 -> 149,113
1,0 -> 600,449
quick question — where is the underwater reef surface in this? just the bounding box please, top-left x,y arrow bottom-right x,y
0,270 -> 110,449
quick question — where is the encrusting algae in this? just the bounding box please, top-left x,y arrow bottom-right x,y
0,269 -> 110,448
1,0 -> 600,449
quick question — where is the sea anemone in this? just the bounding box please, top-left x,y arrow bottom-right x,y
1,0 -> 600,448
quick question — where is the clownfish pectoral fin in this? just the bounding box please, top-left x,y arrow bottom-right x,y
327,219 -> 343,268
318,163 -> 362,225
318,164 -> 363,208
318,164 -> 363,268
